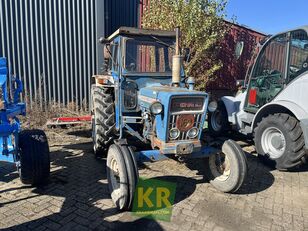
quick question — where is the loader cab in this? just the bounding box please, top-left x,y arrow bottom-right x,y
244,27 -> 308,113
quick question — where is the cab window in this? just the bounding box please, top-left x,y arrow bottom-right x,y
245,33 -> 288,112
288,30 -> 308,82
124,37 -> 174,74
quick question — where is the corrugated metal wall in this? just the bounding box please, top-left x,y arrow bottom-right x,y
0,0 -> 139,108
104,0 -> 139,36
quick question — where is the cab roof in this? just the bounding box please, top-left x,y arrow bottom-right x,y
101,27 -> 176,43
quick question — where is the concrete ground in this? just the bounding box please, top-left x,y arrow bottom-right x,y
1,127 -> 308,231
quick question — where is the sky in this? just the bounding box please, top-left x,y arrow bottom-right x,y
226,0 -> 308,35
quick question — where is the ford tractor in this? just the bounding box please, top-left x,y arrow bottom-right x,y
0,57 -> 50,185
91,27 -> 248,211
208,26 -> 308,170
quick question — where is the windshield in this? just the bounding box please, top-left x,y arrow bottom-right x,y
124,37 -> 175,74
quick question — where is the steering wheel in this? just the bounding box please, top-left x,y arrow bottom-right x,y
257,70 -> 281,88
128,63 -> 136,71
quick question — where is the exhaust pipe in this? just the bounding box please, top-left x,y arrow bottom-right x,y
172,27 -> 183,87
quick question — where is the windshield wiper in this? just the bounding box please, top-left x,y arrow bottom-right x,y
150,35 -> 175,50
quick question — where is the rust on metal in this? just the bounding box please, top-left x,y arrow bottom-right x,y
176,114 -> 195,132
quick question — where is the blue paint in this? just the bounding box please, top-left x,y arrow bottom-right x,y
139,85 -> 208,141
0,57 -> 26,164
190,146 -> 218,158
135,145 -> 218,163
103,30 -> 212,158
0,154 -> 14,163
136,150 -> 168,162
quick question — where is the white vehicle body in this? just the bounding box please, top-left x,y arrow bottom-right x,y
221,72 -> 308,149
209,26 -> 308,170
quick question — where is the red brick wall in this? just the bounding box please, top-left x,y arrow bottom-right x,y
206,23 -> 266,94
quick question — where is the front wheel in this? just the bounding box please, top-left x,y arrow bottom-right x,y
205,140 -> 247,193
106,144 -> 138,211
18,130 -> 50,185
254,113 -> 306,170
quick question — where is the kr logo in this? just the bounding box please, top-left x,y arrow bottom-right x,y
132,178 -> 177,221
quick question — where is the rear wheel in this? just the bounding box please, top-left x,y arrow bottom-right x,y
106,144 -> 138,211
205,140 -> 247,193
254,113 -> 306,170
19,130 -> 50,185
91,85 -> 117,157
208,102 -> 230,136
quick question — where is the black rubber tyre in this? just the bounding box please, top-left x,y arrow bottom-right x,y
208,101 -> 230,137
107,144 -> 138,211
19,130 -> 50,185
120,145 -> 139,210
254,113 -> 306,170
91,85 -> 117,157
128,146 -> 139,181
205,140 -> 247,193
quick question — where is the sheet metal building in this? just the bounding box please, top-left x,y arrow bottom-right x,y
0,0 -> 139,107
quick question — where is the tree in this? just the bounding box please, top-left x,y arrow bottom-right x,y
142,0 -> 229,90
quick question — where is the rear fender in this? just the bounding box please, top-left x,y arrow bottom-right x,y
252,101 -> 308,149
220,91 -> 247,124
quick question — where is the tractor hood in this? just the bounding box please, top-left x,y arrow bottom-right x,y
138,85 -> 208,110
138,85 -> 209,142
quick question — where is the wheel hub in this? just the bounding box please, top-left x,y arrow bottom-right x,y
209,152 -> 231,181
261,127 -> 286,159
271,134 -> 284,150
110,158 -> 120,187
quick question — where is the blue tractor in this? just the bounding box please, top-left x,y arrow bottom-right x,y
0,57 -> 50,185
91,27 -> 248,210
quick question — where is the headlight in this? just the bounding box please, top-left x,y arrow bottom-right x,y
150,101 -> 163,115
169,128 -> 180,139
187,127 -> 199,139
208,101 -> 218,112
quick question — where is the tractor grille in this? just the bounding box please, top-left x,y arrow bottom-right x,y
168,113 -> 203,141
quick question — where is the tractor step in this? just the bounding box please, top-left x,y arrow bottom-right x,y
46,115 -> 91,128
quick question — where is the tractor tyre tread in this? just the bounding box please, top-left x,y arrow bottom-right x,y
92,85 -> 117,157
19,129 -> 50,185
254,113 -> 306,170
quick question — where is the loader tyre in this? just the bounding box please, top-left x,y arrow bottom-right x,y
254,113 -> 306,170
205,140 -> 247,193
208,101 -> 230,136
107,144 -> 138,211
92,85 -> 117,157
19,130 -> 50,185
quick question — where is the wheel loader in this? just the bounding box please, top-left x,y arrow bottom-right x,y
208,26 -> 308,170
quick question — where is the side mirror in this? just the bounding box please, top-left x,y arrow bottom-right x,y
236,79 -> 245,87
183,48 -> 191,63
235,41 -> 244,60
99,37 -> 109,44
